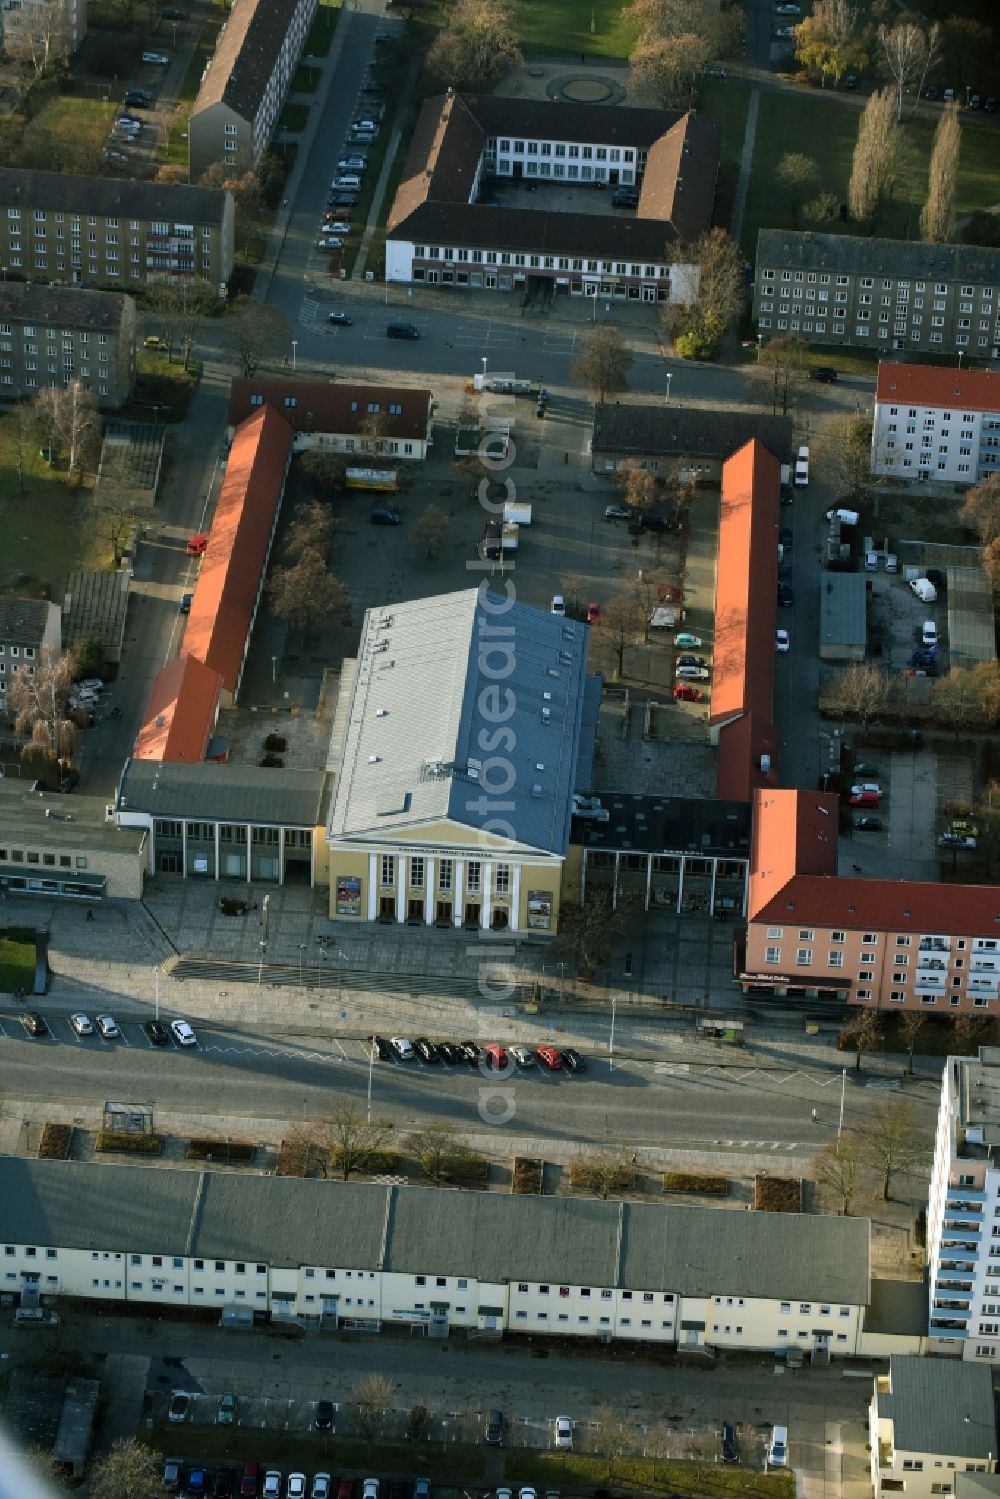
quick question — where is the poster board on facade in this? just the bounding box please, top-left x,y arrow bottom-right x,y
337,876 -> 361,915
527,890 -> 552,930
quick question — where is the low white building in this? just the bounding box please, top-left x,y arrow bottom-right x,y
870,1356 -> 997,1499
872,363 -> 1000,485
1,1158 -> 871,1353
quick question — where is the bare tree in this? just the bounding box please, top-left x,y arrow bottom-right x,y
6,0 -> 73,75
776,153 -> 820,230
814,1131 -> 864,1214
899,1011 -> 926,1076
841,1006 -> 882,1073
616,460 -> 657,515
90,447 -> 141,568
824,663 -> 891,728
597,592 -> 650,677
229,296 -> 290,377
567,1149 -> 638,1200
412,503 -> 450,558
755,335 -> 810,415
304,1098 -> 394,1181
921,103 -> 961,244
146,278 -> 215,368
849,88 -> 901,231
572,326 -> 632,403
663,228 -> 745,357
629,30 -> 711,108
408,1123 -> 484,1184
353,1374 -> 395,1440
860,1097 -> 923,1201
558,891 -> 634,975
10,400 -> 41,495
268,551 -> 351,642
878,20 -> 940,119
284,500 -> 337,563
10,647 -> 77,763
34,380 -> 99,483
822,413 -> 875,503
90,1440 -> 163,1499
935,668 -> 993,736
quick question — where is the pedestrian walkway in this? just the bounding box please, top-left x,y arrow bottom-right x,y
729,86 -> 760,247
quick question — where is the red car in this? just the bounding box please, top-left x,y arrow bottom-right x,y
482,1043 -> 509,1070
673,683 -> 703,702
586,602 -> 601,623
185,532 -> 209,556
849,790 -> 880,808
535,1045 -> 563,1071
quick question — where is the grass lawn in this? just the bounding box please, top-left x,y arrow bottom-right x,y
0,937 -> 35,995
362,128 -> 410,279
513,0 -> 630,57
0,415 -> 96,598
18,93 -> 109,173
741,92 -> 1000,257
125,355 -> 202,423
178,16 -> 223,103
278,101 -> 311,133
504,1450 -> 794,1497
292,62 -> 321,92
304,0 -> 341,57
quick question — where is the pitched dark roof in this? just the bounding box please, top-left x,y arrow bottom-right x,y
461,93 -> 686,150
227,377 -> 433,440
388,92 -> 484,233
120,760 -> 328,826
0,281 -> 131,333
192,0 -> 307,122
0,166 -> 230,226
392,201 -> 682,259
637,113 -> 720,242
592,403 -> 793,464
756,229 -> 1000,284
0,596 -> 55,645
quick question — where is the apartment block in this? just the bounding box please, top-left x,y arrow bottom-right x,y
925,1046 -> 1000,1359
741,789 -> 1000,1014
188,0 -> 317,180
753,231 -> 1000,356
870,1357 -> 997,1499
0,169 -> 234,296
0,598 -> 60,714
0,282 -> 135,408
873,363 -> 1000,485
1,0 -> 86,64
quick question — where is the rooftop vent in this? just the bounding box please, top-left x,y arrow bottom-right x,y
531,784 -> 543,798
541,707 -> 551,724
376,708 -> 388,717
368,755 -> 381,764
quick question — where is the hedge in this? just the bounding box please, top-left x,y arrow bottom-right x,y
754,1175 -> 801,1212
331,1148 -> 399,1173
662,1171 -> 727,1195
96,1130 -> 162,1154
186,1139 -> 255,1162
38,1123 -> 73,1160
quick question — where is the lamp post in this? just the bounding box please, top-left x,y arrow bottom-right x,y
298,942 -> 306,987
665,372 -> 672,404
291,339 -> 298,372
609,995 -> 617,1072
271,655 -> 278,684
367,1038 -> 375,1123
481,355 -> 487,381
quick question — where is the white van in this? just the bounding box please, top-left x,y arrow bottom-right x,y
909,577 -> 937,603
332,174 -> 361,189
768,1426 -> 788,1467
826,507 -> 858,526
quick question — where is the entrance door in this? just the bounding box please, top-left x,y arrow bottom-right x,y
491,907 -> 509,930
158,852 -> 181,873
378,895 -> 396,920
464,902 -> 480,926
435,900 -> 452,924
407,898 -> 424,922
427,269 -> 439,284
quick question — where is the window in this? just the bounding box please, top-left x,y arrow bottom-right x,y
796,949 -> 813,966
765,946 -> 781,964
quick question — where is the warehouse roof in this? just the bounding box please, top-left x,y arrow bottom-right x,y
119,760 -> 328,826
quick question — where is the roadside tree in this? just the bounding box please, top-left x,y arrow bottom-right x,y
353,1373 -> 395,1440
229,295 -> 290,378
572,325 -> 632,403
90,1441 -> 162,1499
814,1131 -> 864,1215
89,448 -> 141,568
755,335 -> 810,415
921,102 -> 961,244
305,1099 -> 394,1182
597,592 -> 650,677
663,228 -> 745,357
268,550 -> 351,641
408,1123 -> 484,1184
861,1097 -> 923,1201
935,668 -> 992,736
824,662 -> 890,728
841,1006 -> 882,1073
558,891 -> 634,976
878,20 -> 940,119
146,278 -> 215,368
899,1011 -> 926,1075
284,500 -> 337,564
616,460 -> 657,515
961,473 -> 1000,547
10,647 -> 77,762
823,413 -> 875,503
412,503 -> 450,559
567,1149 -> 638,1200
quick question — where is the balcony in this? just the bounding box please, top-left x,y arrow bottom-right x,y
920,937 -> 951,952
947,1185 -> 986,1201
929,1320 -> 969,1337
943,1203 -> 983,1220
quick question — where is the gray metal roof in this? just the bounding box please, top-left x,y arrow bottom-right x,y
120,760 -> 328,827
880,1355 -> 997,1458
956,1475 -> 1000,1499
592,404 -> 793,465
864,1277 -> 927,1336
0,1159 -> 872,1304
0,166 -> 231,226
819,572 -> 867,649
0,596 -> 57,646
756,229 -> 1000,285
328,589 -> 591,857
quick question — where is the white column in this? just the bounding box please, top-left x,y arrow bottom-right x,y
479,861 -> 492,929
708,859 -> 718,914
612,851 -> 620,909
676,857 -> 685,913
246,823 -> 253,883
395,857 -> 407,922
181,821 -> 188,878
644,855 -> 652,911
278,826 -> 285,886
214,823 -> 221,882
453,860 -> 464,927
510,865 -> 521,933
368,854 -> 378,920
424,857 -> 435,925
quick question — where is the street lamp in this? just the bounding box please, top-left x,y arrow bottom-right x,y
291,339 -> 298,372
271,655 -> 278,684
664,372 -> 672,404
367,1038 -> 375,1123
609,995 -> 617,1072
298,942 -> 306,986
481,356 -> 487,380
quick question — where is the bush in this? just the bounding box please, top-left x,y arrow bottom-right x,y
186,1139 -> 256,1162
1,926 -> 38,944
674,330 -> 719,360
448,1149 -> 488,1180
96,1130 -> 162,1154
265,734 -> 287,752
38,1123 -> 72,1160
662,1171 -> 727,1194
332,1147 -> 399,1173
754,1175 -> 802,1212
512,1157 -> 543,1194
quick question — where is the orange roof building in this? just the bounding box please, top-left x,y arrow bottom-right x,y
873,361 -> 1000,486
711,438 -> 781,802
183,404 -> 294,707
134,654 -> 223,764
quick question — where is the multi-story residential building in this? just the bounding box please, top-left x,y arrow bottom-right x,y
0,1156 -> 872,1354
741,788 -> 1000,1014
0,282 -> 135,408
873,363 -> 1000,485
226,378 -> 435,460
753,231 -> 1000,356
1,0 -> 86,64
926,1046 -> 1000,1359
0,169 -> 234,296
0,597 -> 60,714
188,0 -> 317,180
870,1356 -> 997,1499
387,92 -> 719,301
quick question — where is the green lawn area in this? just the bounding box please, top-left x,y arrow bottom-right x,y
0,416 -> 95,598
513,0 -> 630,57
741,92 -> 1000,257
125,355 -> 202,423
0,937 -> 35,995
278,101 -> 311,133
698,79 -> 751,186
304,0 -> 342,57
178,16 -> 223,103
363,126 -> 409,279
292,62 -> 321,92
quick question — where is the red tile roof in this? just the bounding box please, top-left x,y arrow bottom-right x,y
748,788 -> 839,920
752,872 -> 1000,937
711,438 -> 780,725
183,405 -> 293,695
227,378 -> 432,442
876,361 -> 1000,414
134,654 -> 223,764
717,712 -> 779,804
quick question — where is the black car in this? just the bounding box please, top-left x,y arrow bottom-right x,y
414,1037 -> 439,1064
213,1472 -> 235,1499
145,1020 -> 170,1045
809,365 -> 838,383
161,5 -> 185,14
387,321 -> 420,340
641,513 -> 670,532
460,1040 -> 481,1065
125,90 -> 151,107
777,582 -> 793,607
314,1398 -> 335,1431
22,1013 -> 48,1037
59,769 -> 80,792
179,592 -> 193,614
561,1048 -> 587,1073
855,816 -> 884,832
722,1423 -> 738,1463
779,483 -> 793,506
370,1034 -> 391,1061
779,527 -> 793,549
328,311 -> 352,326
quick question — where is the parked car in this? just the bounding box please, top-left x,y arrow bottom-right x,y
605,504 -> 632,520
554,1416 -> 574,1449
780,481 -> 793,506
328,312 -> 352,324
312,1479 -> 332,1499
779,527 -> 793,550
487,1408 -> 505,1445
853,762 -> 880,776
809,365 -> 838,383
186,532 -> 209,555
536,1045 -> 563,1070
362,1482 -> 379,1499
641,512 -> 670,532
217,1392 -> 237,1425
214,1474 -> 235,1499
794,444 -> 809,486
722,1423 -> 738,1463
938,832 -> 976,848
240,1461 -> 261,1498
674,632 -> 702,647
550,594 -> 565,615
676,664 -> 710,680
855,816 -> 883,832
145,1020 -> 170,1045
390,1036 -> 414,1060
314,1399 -> 335,1431
180,592 -> 193,614
586,602 -> 601,623
768,1426 -> 788,1467
561,1048 -> 587,1073
262,1474 -> 282,1499
188,1469 -> 208,1496
482,1042 -> 509,1070
168,1391 -> 191,1423
677,654 -> 707,668
370,1034 -> 391,1060
412,1484 -> 430,1499
287,1476 -> 307,1499
59,769 -> 80,792
509,1045 -> 535,1068
775,628 -> 790,653
777,582 -> 793,607
849,791 -> 880,808
415,1037 -> 440,1063
673,683 -> 703,701
164,1459 -> 184,1490
70,1012 -> 94,1036
170,1019 -> 197,1046
317,238 -> 344,251
96,1014 -> 120,1039
144,335 -> 168,350
142,49 -> 170,62
922,620 -> 939,647
851,783 -> 883,798
370,507 -> 401,525
22,1013 -> 48,1037
459,1040 -> 481,1065
951,819 -> 978,836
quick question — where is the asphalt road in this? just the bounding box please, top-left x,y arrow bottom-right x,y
0,1011 -> 939,1153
